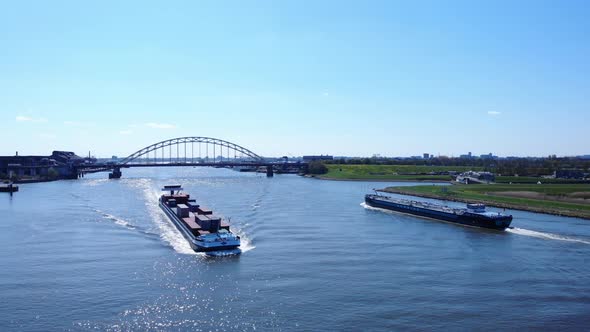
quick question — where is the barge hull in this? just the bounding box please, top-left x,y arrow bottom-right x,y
365,196 -> 511,230
159,201 -> 241,253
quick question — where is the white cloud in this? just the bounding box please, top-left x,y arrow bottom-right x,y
64,121 -> 94,126
487,111 -> 501,116
119,129 -> 133,135
38,133 -> 56,139
145,122 -> 176,129
16,115 -> 48,122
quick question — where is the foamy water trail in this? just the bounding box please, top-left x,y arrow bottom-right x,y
234,227 -> 256,253
134,179 -> 196,255
82,179 -> 109,187
507,228 -> 590,245
361,202 -> 397,215
95,209 -> 136,230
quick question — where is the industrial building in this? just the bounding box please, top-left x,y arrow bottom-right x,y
302,155 -> 334,162
0,151 -> 94,181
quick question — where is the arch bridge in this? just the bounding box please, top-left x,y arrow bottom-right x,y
77,136 -> 306,178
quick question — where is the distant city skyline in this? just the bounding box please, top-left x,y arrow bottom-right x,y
1,1 -> 589,158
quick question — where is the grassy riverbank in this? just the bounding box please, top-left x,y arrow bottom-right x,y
495,176 -> 590,184
317,164 -> 482,181
381,183 -> 590,219
314,164 -> 589,184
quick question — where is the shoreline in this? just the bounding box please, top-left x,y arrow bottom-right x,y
303,175 -> 452,183
379,188 -> 590,220
5,178 -> 59,184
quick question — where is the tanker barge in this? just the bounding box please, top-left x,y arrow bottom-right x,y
365,193 -> 513,230
159,185 -> 241,256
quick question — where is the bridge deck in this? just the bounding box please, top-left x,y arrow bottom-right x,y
79,161 -> 305,169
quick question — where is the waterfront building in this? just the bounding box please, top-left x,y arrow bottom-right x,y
0,151 -> 93,180
456,171 -> 496,184
459,152 -> 473,159
555,169 -> 585,179
302,155 -> 334,162
480,153 -> 497,159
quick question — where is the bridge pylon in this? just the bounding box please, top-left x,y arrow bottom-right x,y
109,167 -> 122,179
266,165 -> 274,177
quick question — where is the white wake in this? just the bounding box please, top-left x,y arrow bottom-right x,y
95,209 -> 136,230
135,179 -> 197,255
506,227 -> 590,245
234,227 -> 256,253
361,202 -> 395,214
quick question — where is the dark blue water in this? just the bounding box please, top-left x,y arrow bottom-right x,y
1,168 -> 589,331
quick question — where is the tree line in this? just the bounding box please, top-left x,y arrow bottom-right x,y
322,156 -> 590,176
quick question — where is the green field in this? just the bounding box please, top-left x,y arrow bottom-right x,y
495,176 -> 589,184
381,183 -> 590,219
319,164 -> 483,181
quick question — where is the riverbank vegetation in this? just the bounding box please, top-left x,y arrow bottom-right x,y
381,183 -> 590,219
313,164 -> 483,181
307,161 -> 329,175
495,176 -> 588,184
326,155 -> 590,178
306,163 -> 589,183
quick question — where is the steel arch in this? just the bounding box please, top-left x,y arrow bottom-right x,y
119,137 -> 264,164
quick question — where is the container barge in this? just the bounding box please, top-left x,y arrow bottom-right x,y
365,193 -> 512,230
159,185 -> 241,256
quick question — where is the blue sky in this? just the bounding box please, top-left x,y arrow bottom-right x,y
1,0 -> 588,158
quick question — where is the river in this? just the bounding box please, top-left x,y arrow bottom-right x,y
1,167 -> 589,331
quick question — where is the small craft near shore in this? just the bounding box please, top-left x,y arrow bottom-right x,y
0,183 -> 18,194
